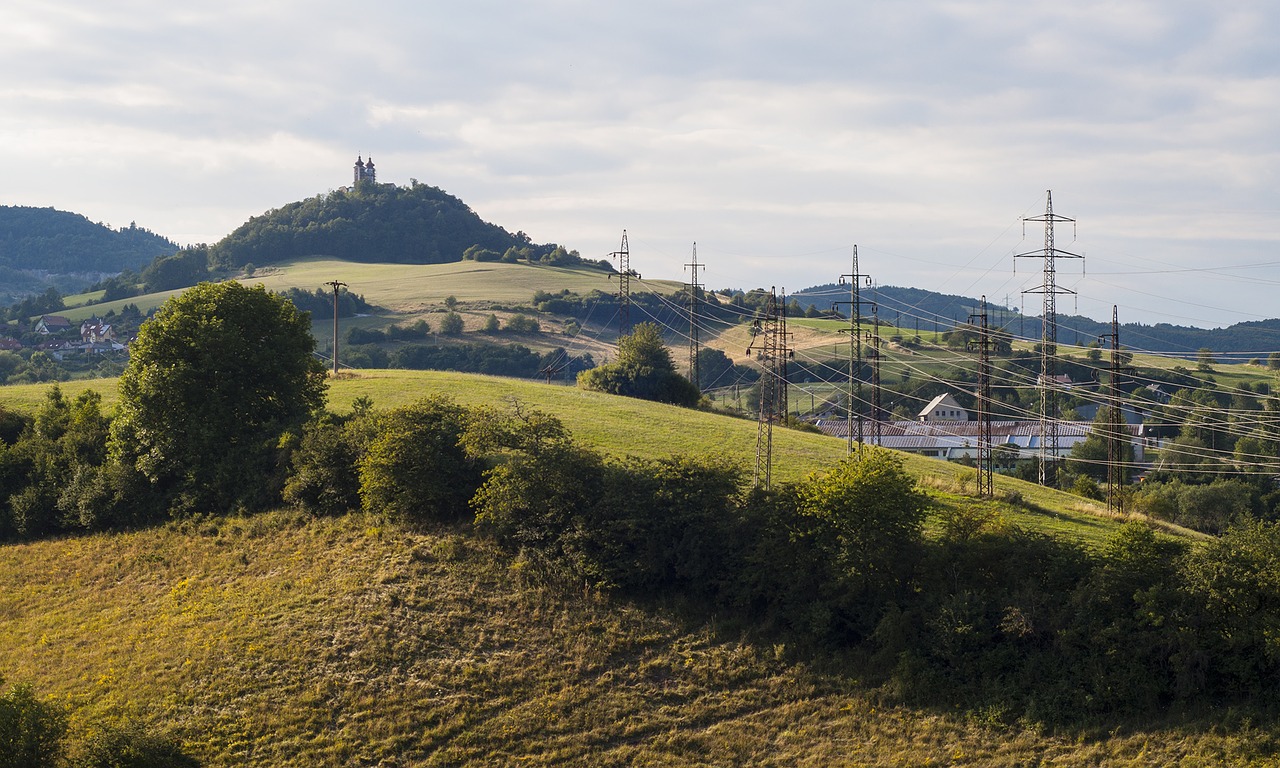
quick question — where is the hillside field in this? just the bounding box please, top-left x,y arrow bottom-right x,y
0,370 -> 1193,549
4,509 -> 1265,768
60,259 -> 684,320
0,369 -> 1259,766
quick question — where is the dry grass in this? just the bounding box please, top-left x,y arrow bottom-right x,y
4,511 -> 1278,766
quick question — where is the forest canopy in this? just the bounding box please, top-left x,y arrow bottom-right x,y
209,181 -> 569,268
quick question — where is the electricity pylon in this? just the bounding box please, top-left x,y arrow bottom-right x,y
684,243 -> 704,389
968,296 -> 994,497
834,246 -> 874,453
608,230 -> 640,335
747,287 -> 793,489
1015,191 -> 1081,486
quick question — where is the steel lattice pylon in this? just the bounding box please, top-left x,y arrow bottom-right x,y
748,288 -> 791,489
1015,191 -> 1081,486
608,230 -> 640,336
968,296 -> 994,497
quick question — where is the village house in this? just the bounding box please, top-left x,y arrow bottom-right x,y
812,418 -> 1146,464
918,393 -> 969,423
35,315 -> 72,335
80,318 -> 114,343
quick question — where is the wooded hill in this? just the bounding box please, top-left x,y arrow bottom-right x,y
0,206 -> 177,302
207,180 -> 589,269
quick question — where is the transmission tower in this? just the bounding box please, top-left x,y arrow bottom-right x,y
747,287 -> 793,489
608,230 -> 640,335
865,313 -> 885,446
684,242 -> 704,389
1015,191 -> 1081,486
1098,305 -> 1133,514
834,246 -> 874,453
325,280 -> 347,377
968,296 -> 994,497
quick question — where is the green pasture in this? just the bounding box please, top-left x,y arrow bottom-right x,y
239,258 -> 683,312
0,370 -> 1193,549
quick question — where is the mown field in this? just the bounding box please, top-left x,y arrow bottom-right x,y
61,259 -> 684,320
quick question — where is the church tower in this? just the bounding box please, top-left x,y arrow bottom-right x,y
353,156 -> 377,185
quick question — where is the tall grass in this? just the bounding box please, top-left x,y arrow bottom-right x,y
0,510 -> 1268,766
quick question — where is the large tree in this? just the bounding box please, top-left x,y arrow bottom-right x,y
577,322 -> 700,406
109,281 -> 327,513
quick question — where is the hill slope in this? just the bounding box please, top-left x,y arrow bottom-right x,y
0,509 -> 1262,766
208,182 -> 575,269
0,206 -> 178,301
0,370 -> 1189,548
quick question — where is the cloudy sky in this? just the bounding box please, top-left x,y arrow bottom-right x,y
2,1 -> 1277,330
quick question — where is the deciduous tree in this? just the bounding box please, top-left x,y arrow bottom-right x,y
109,281 -> 326,513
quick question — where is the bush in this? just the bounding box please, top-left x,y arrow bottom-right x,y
71,719 -> 198,768
358,397 -> 481,523
504,314 -> 540,334
0,679 -> 68,766
798,447 -> 929,600
283,412 -> 376,516
577,323 -> 699,407
439,312 -> 464,335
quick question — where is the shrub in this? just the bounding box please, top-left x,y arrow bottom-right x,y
504,314 -> 540,334
798,447 -> 929,604
0,679 -> 68,766
439,312 -> 464,335
71,719 -> 198,768
358,397 -> 481,523
283,411 -> 377,516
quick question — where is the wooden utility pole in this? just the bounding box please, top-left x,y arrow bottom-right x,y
325,280 -> 347,376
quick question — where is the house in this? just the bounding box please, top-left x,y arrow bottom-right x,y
918,393 -> 969,423
80,318 -> 114,343
0,337 -> 22,351
812,418 -> 1145,464
35,315 -> 72,335
1036,373 -> 1075,389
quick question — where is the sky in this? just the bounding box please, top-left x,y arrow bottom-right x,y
2,1 -> 1277,330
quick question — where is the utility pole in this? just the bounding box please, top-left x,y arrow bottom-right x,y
834,246 -> 874,453
608,230 -> 639,336
684,242 -> 704,389
1098,305 -> 1133,514
325,280 -> 347,377
968,296 -> 994,497
747,287 -> 793,489
1015,191 -> 1081,486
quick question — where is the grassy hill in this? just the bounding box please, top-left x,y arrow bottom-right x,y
4,509 -> 1258,767
0,370 -> 1191,549
0,370 -> 1261,766
62,259 -> 682,318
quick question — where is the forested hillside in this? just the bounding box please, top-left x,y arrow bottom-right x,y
209,181 -> 566,268
0,206 -> 178,302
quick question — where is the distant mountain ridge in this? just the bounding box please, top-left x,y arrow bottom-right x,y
793,283 -> 1280,357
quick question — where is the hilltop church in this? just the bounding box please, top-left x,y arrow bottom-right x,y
353,156 -> 377,184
